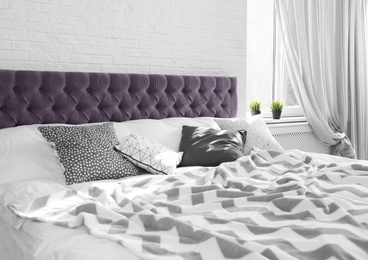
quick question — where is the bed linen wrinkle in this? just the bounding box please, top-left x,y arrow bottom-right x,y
0,175 -> 154,260
8,150 -> 368,260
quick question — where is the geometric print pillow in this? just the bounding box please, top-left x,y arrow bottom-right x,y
38,123 -> 140,185
117,134 -> 183,175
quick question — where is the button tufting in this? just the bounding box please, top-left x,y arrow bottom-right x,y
0,72 -> 236,128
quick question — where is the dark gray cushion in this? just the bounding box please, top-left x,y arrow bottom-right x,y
179,126 -> 246,167
38,123 -> 139,185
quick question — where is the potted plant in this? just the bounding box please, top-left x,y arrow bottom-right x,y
248,99 -> 261,116
270,100 -> 284,119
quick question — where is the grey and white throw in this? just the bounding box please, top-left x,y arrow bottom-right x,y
10,150 -> 368,260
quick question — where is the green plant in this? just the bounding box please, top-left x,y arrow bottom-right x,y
270,100 -> 284,111
248,99 -> 261,112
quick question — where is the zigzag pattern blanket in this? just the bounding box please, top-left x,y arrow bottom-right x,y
9,150 -> 368,260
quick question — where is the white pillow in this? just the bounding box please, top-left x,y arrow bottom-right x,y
215,115 -> 285,155
0,125 -> 66,185
114,117 -> 220,152
118,134 -> 183,175
0,118 -> 217,185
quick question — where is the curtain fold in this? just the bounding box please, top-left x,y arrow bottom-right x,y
275,0 -> 367,159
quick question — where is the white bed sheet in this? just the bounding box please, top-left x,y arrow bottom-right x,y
305,151 -> 361,164
0,166 -> 207,260
0,204 -> 139,260
0,177 -> 145,260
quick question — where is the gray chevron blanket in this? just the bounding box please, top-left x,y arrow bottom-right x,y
9,150 -> 368,260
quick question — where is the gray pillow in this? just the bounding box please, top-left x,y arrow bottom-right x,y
38,123 -> 139,185
215,115 -> 284,155
179,125 -> 246,167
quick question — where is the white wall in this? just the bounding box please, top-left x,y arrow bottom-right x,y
0,0 -> 247,117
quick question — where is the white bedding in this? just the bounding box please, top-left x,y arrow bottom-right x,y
0,185 -> 139,260
0,167 -> 206,260
0,117 -> 214,260
4,151 -> 368,260
1,117 -> 367,260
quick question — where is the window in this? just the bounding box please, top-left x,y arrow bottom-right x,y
246,0 -> 303,118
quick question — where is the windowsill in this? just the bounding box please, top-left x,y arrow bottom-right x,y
245,110 -> 307,125
264,116 -> 307,125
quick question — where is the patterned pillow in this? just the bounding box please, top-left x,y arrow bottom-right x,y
38,123 -> 139,185
179,125 -> 247,167
215,115 -> 284,155
118,134 -> 183,175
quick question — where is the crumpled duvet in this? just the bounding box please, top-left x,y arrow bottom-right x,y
9,150 -> 368,260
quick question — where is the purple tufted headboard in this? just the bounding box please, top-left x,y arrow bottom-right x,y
0,70 -> 237,129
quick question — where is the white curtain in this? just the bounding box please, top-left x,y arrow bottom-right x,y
275,0 -> 368,159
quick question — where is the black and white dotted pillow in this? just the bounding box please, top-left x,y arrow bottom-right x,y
38,123 -> 139,185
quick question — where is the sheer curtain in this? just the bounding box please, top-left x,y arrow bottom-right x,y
274,0 -> 368,159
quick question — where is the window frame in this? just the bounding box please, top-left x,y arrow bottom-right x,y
271,0 -> 304,119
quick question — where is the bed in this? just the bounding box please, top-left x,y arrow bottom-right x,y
0,70 -> 367,260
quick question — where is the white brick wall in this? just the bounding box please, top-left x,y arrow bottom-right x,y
0,0 -> 247,117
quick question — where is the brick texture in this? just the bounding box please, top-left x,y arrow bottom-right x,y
0,0 -> 247,117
